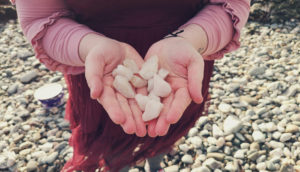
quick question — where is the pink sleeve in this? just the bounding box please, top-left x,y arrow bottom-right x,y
14,0 -> 96,74
182,0 -> 250,60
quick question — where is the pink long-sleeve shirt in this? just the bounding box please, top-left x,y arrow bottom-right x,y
13,0 -> 250,74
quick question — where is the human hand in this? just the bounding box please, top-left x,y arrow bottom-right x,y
80,34 -> 147,137
144,37 -> 205,137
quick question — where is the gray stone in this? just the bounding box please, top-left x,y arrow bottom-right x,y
249,66 -> 266,76
7,83 -> 18,95
203,158 -> 223,169
20,70 -> 38,84
43,152 -> 58,164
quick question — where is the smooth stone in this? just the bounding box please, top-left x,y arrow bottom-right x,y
248,151 -> 260,161
272,131 -> 282,140
241,143 -> 250,149
224,162 -> 239,172
43,152 -> 58,164
0,122 -> 8,130
191,166 -> 211,172
286,124 -> 299,133
152,74 -> 171,97
203,158 -> 223,169
234,149 -> 246,159
158,68 -> 169,79
197,117 -> 209,127
139,55 -> 158,80
206,153 -> 225,161
223,116 -> 242,135
39,142 -> 53,152
181,154 -> 193,164
130,75 -> 147,88
256,162 -> 267,170
280,133 -> 292,142
216,137 -> 225,148
164,165 -> 179,172
19,149 -> 31,156
218,103 -> 232,113
7,83 -> 18,95
26,160 -> 38,171
190,136 -> 202,148
113,75 -> 135,98
123,59 -> 139,74
252,130 -> 265,142
188,127 -> 198,137
19,141 -> 33,150
249,66 -> 266,76
135,94 -> 150,111
269,141 -> 285,149
179,144 -> 190,153
112,65 -> 133,80
142,100 -> 163,121
20,70 -> 38,84
212,124 -> 224,138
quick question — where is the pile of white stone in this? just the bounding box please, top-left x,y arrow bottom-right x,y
112,55 -> 171,122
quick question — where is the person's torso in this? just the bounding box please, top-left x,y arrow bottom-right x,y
65,0 -> 208,55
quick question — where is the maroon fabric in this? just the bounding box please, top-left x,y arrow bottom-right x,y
62,0 -> 214,171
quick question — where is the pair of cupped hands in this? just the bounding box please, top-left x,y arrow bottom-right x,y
81,33 -> 205,137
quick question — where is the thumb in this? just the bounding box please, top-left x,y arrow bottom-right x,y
188,55 -> 204,104
85,54 -> 104,99
122,43 -> 144,68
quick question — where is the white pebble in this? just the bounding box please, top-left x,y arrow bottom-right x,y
130,75 -> 147,88
152,74 -> 171,97
142,99 -> 163,121
112,65 -> 133,80
149,92 -> 161,102
139,55 -> 159,80
135,94 -> 149,111
123,59 -> 139,73
113,75 -> 135,98
158,68 -> 169,79
148,78 -> 154,92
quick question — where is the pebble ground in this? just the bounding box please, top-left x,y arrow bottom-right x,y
0,19 -> 299,172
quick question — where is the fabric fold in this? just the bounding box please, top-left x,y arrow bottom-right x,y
205,0 -> 250,60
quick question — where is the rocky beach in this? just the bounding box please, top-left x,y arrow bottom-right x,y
0,1 -> 300,172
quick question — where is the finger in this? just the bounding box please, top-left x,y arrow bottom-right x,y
155,94 -> 173,136
97,86 -> 126,125
188,56 -> 204,104
85,54 -> 105,99
147,119 -> 158,138
122,43 -> 145,68
129,99 -> 147,137
116,93 -> 136,135
166,87 -> 191,124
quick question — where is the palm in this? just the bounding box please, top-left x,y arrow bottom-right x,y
145,38 -> 204,137
85,40 -> 147,137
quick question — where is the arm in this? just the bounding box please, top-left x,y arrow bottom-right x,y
179,0 -> 251,60
14,0 -> 96,74
14,0 -> 147,136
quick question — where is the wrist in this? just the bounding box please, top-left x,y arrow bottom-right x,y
79,33 -> 106,62
177,24 -> 208,54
